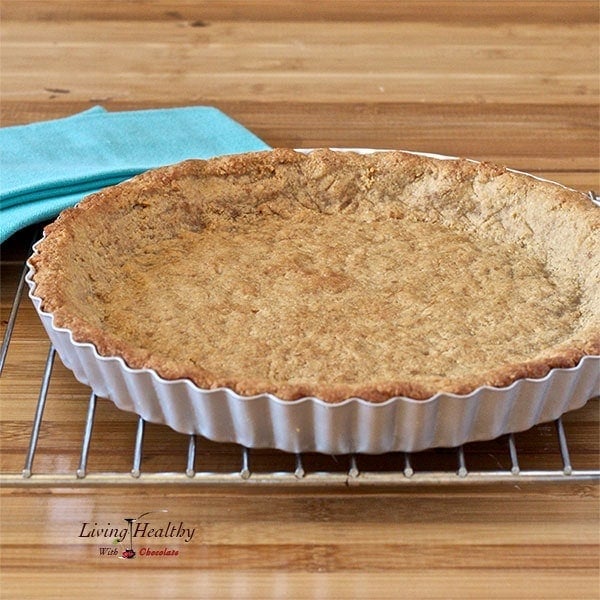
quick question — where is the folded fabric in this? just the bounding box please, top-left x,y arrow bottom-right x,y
0,106 -> 270,243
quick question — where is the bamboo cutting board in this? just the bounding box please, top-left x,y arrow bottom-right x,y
0,2 -> 598,599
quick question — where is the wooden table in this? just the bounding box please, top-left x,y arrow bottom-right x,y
1,2 -> 598,598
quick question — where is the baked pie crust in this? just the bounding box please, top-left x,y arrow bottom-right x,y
30,149 -> 599,403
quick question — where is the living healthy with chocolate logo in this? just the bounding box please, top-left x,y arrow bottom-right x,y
78,510 -> 196,560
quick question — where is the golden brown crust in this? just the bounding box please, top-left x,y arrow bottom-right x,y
30,149 -> 600,402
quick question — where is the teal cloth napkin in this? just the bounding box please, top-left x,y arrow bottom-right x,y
0,106 -> 270,243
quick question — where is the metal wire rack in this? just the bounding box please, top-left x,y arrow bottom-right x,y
1,207 -> 599,487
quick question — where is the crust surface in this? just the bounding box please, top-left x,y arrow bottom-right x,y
30,149 -> 600,402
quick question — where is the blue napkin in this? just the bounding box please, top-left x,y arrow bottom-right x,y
0,106 -> 270,243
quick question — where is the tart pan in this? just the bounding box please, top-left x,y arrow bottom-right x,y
25,149 -> 599,454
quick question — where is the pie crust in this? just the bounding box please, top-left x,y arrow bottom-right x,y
29,148 -> 600,404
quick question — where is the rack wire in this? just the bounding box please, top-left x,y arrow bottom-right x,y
1,208 -> 599,488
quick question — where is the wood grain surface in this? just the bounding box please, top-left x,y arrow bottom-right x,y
1,2 -> 598,599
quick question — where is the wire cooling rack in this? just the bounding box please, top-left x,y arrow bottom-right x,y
1,209 -> 599,487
